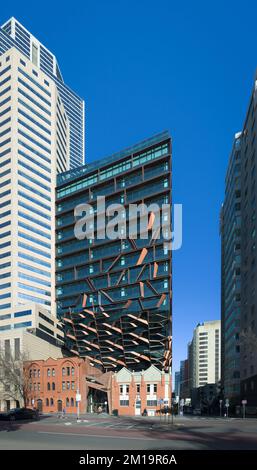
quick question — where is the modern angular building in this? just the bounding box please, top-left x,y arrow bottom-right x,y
220,133 -> 242,404
56,131 -> 172,372
0,17 -> 85,168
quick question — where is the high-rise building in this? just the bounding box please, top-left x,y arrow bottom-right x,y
234,76 -> 257,405
221,73 -> 257,406
174,370 -> 180,398
0,17 -> 85,168
0,44 -> 71,331
179,359 -> 189,400
220,133 -> 242,404
0,18 -> 83,345
56,131 -> 172,372
190,321 -> 221,389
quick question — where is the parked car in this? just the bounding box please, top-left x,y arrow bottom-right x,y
0,408 -> 39,421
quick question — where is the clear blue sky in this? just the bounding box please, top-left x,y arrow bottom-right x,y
2,0 -> 257,374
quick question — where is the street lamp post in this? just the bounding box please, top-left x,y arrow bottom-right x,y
219,399 -> 223,417
76,363 -> 81,422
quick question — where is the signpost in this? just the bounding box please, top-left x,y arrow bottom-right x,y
242,399 -> 247,419
180,398 -> 184,416
159,398 -> 164,422
76,392 -> 81,421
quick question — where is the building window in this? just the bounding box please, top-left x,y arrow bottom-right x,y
52,369 -> 55,377
153,384 -> 157,393
71,397 -> 74,407
46,398 -> 49,406
136,384 -> 140,393
67,367 -> 70,376
38,370 -> 40,378
47,382 -> 50,391
62,367 -> 66,376
14,338 -> 20,360
52,382 -> 55,391
126,385 -> 129,394
62,381 -> 65,391
147,384 -> 151,393
67,382 -> 70,390
71,367 -> 75,376
120,400 -> 129,406
66,398 -> 70,407
50,398 -> 54,406
120,385 -> 123,394
47,369 -> 50,377
147,400 -> 157,406
32,43 -> 38,66
4,339 -> 10,361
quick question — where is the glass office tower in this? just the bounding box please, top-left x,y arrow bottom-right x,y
56,132 -> 172,372
0,17 -> 85,168
220,134 -> 242,404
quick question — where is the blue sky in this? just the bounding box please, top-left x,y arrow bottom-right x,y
2,0 -> 257,374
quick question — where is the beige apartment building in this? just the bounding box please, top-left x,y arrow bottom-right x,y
189,320 -> 221,389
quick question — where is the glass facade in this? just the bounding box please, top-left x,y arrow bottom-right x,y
56,132 -> 172,371
221,134 -> 241,402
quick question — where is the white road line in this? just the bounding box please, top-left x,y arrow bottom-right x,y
38,431 -> 155,441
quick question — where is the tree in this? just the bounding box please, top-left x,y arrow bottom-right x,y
0,348 -> 31,408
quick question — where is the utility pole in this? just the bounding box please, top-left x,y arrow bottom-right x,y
76,363 -> 81,422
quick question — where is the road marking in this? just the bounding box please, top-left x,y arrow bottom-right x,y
38,431 -> 156,441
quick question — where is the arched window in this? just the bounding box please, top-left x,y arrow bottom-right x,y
71,397 -> 74,407
71,367 -> 75,376
50,398 -> 54,406
46,398 -> 49,406
66,397 -> 70,407
47,382 -> 50,391
47,368 -> 50,377
52,368 -> 55,377
38,370 -> 40,378
62,367 -> 66,376
52,382 -> 55,391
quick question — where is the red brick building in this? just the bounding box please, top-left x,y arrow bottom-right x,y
111,365 -> 171,416
25,356 -> 112,414
25,358 -> 171,416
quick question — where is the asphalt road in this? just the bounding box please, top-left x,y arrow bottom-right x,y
0,414 -> 257,450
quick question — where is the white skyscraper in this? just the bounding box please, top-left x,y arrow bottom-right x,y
0,45 -> 70,328
0,19 -> 83,411
191,320 -> 221,388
